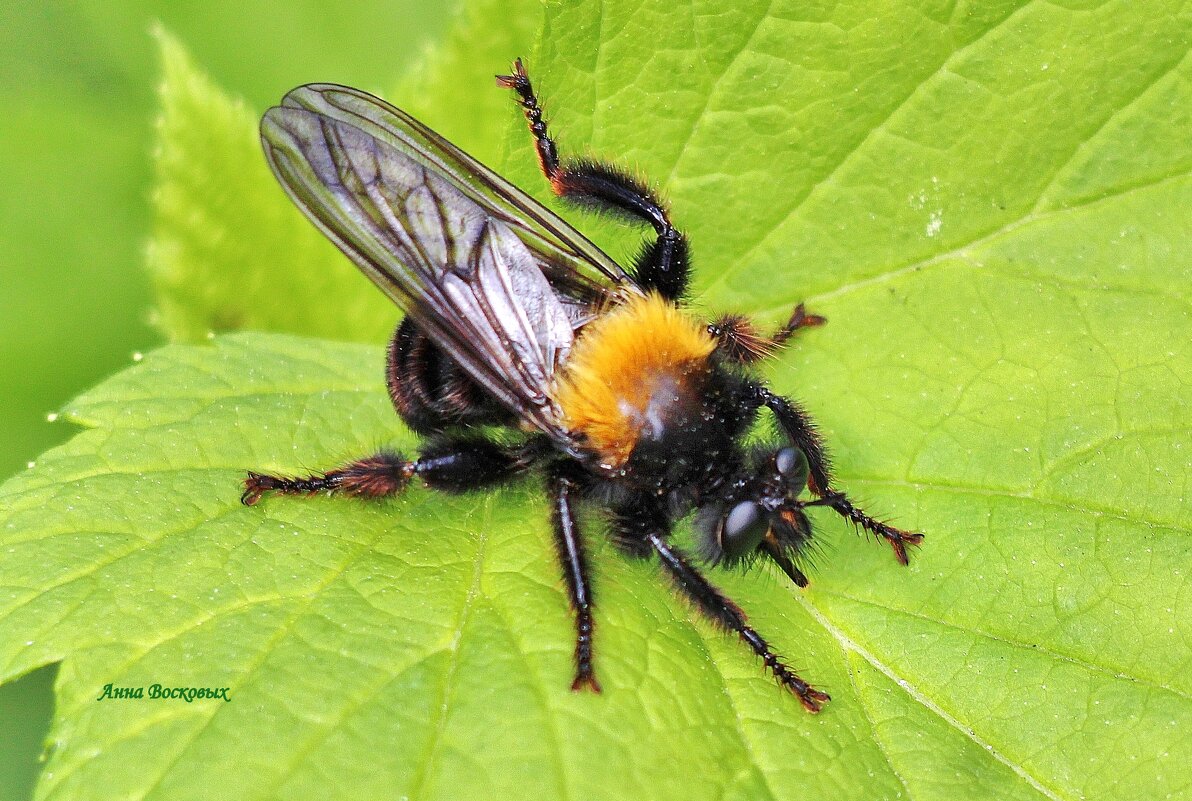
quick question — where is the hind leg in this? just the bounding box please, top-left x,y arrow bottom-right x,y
242,435 -> 544,506
387,318 -> 514,433
498,59 -> 691,300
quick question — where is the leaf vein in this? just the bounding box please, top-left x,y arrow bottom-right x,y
846,477 -> 1190,534
661,0 -> 776,188
127,516 -> 394,799
798,595 -> 1072,801
480,589 -> 574,798
845,657 -> 918,801
699,0 -> 1038,297
749,169 -> 1192,317
408,501 -> 506,801
651,583 -> 780,801
822,590 -> 1192,705
1032,47 -> 1192,215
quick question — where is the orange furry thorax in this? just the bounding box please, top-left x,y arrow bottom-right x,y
553,293 -> 717,467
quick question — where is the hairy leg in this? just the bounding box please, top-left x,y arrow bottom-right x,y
497,59 -> 691,300
754,387 -> 924,564
547,471 -> 600,692
647,531 -> 829,712
242,436 -> 541,506
709,303 -> 827,365
770,303 -> 828,349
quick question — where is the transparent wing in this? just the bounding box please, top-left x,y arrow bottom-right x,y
274,84 -> 635,316
261,85 -> 630,441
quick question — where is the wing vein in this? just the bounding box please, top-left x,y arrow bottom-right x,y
260,84 -> 636,443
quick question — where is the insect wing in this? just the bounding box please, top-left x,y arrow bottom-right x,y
261,88 -> 583,440
276,84 -> 633,310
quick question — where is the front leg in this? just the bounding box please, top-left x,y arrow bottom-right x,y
242,435 -> 543,505
609,495 -> 824,708
754,386 -> 924,564
646,532 -> 830,712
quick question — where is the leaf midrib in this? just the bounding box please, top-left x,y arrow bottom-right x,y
798,592 -> 1072,801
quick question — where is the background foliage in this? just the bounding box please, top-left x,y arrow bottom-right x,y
1,1 -> 1189,800
0,2 -> 462,799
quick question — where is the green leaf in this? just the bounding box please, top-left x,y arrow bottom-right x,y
4,2 -> 1190,800
146,28 -> 398,344
391,0 -> 543,166
146,1 -> 540,345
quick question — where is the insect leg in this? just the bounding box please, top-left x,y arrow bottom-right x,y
387,318 -> 515,433
495,59 -> 560,184
709,304 -> 827,365
497,59 -> 691,300
547,471 -> 600,692
770,303 -> 828,349
645,531 -> 829,712
752,387 -> 833,493
241,436 -> 542,506
755,387 -> 924,564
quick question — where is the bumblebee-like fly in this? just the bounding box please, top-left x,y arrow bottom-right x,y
243,60 -> 923,712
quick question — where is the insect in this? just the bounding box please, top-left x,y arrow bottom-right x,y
242,60 -> 923,712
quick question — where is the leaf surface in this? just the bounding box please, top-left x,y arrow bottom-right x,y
3,2 -> 1190,799
144,1 -> 540,346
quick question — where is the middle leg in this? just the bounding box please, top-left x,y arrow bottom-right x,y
547,471 -> 601,692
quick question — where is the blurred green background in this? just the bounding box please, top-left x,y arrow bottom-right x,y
0,2 -> 460,798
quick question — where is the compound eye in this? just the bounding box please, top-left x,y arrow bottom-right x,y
775,447 -> 809,487
722,500 -> 769,558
